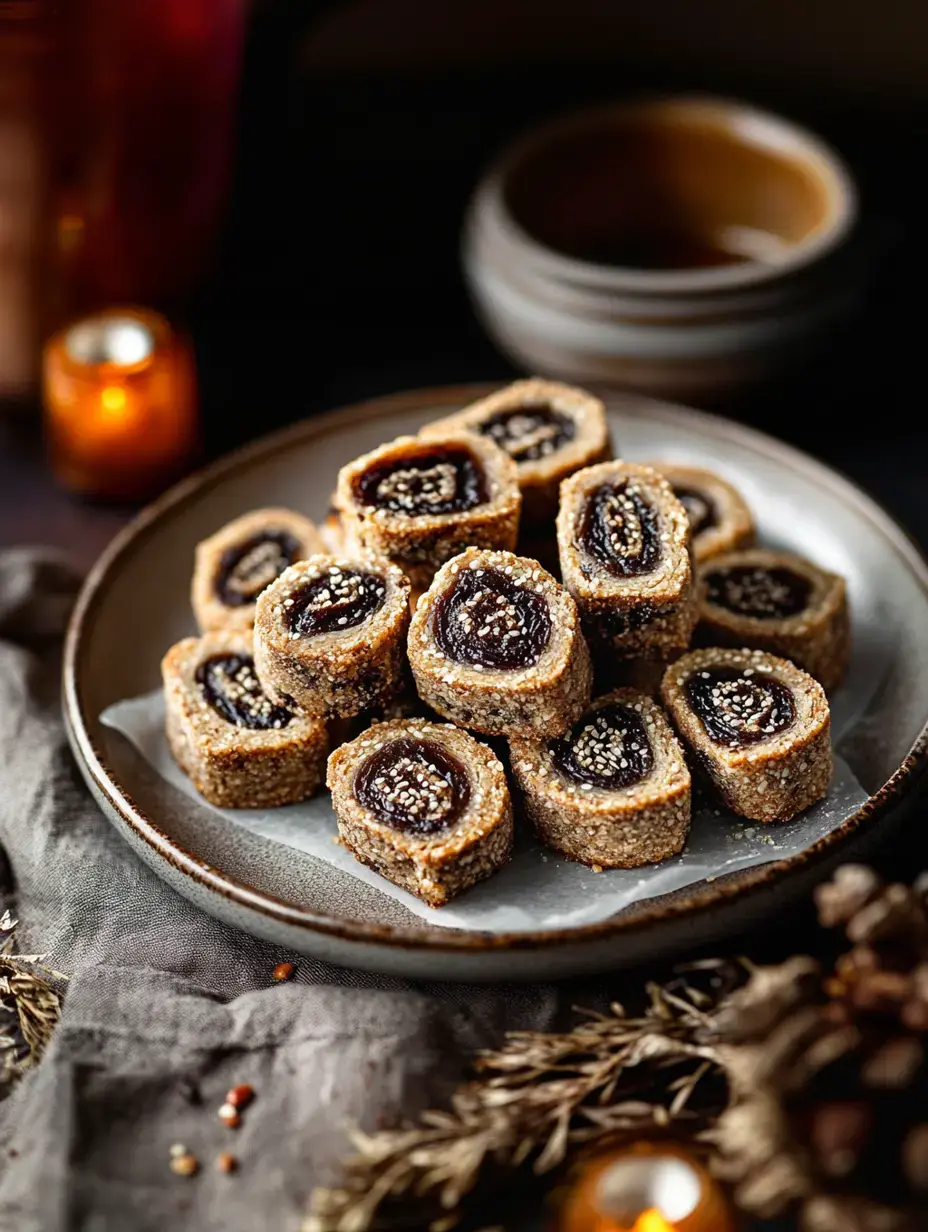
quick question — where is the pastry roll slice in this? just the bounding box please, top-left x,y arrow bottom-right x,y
192,508 -> 325,632
646,462 -> 755,563
327,718 -> 513,906
510,688 -> 691,868
696,548 -> 850,690
254,554 -> 410,719
557,461 -> 697,661
661,647 -> 832,823
408,547 -> 592,739
333,432 -> 520,589
421,378 -> 611,524
162,630 -> 328,808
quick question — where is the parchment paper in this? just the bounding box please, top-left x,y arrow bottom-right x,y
102,691 -> 869,933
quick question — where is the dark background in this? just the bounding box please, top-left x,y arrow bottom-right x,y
1,0 -> 926,566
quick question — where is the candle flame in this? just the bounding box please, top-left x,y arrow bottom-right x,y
632,1210 -> 675,1232
99,386 -> 129,423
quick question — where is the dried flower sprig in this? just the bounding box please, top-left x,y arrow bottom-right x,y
307,963 -> 743,1232
0,911 -> 67,1094
711,869 -> 928,1232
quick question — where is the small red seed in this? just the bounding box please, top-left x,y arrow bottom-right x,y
273,962 -> 294,982
218,1103 -> 240,1128
226,1084 -> 254,1110
216,1153 -> 238,1174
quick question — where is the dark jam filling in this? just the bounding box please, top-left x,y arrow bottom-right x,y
215,530 -> 300,606
686,667 -> 795,748
433,565 -> 552,670
549,702 -> 654,791
354,446 -> 487,516
285,568 -> 386,637
705,565 -> 812,621
579,480 -> 661,577
195,654 -> 292,730
597,602 -> 662,638
477,402 -> 576,463
353,737 -> 471,835
673,485 -> 717,536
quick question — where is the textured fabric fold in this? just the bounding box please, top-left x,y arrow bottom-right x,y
0,548 -> 567,1231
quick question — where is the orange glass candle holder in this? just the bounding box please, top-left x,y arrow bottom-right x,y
558,1144 -> 735,1232
42,307 -> 198,499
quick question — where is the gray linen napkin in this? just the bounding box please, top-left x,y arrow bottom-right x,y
0,548 -> 567,1232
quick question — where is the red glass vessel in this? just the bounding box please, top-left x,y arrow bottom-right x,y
51,0 -> 247,311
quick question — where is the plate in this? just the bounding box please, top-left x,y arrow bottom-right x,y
64,386 -> 928,980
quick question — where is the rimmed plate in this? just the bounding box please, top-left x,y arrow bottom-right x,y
64,386 -> 928,981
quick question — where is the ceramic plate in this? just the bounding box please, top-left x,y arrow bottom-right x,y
64,386 -> 928,981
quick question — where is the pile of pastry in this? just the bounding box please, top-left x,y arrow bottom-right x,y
162,379 -> 849,907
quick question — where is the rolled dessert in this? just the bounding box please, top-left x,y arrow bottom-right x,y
333,431 -> 520,589
421,378 -> 611,525
510,688 -> 691,868
696,548 -> 850,691
254,554 -> 410,719
661,647 -> 832,823
327,718 -> 513,906
408,547 -> 592,739
557,460 -> 697,662
162,629 -> 328,808
191,507 -> 325,632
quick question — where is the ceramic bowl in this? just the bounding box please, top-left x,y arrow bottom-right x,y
463,97 -> 858,402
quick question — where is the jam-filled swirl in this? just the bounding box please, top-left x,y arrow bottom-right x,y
579,480 -> 662,577
673,486 -> 717,536
478,402 -> 575,463
549,702 -> 653,791
216,531 -> 300,606
433,566 -> 552,670
705,565 -> 811,621
285,568 -> 386,637
196,654 -> 292,730
355,446 -> 487,516
354,737 -> 470,834
686,667 -> 795,747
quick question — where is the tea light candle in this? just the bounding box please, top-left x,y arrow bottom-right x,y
558,1145 -> 734,1232
42,308 -> 198,499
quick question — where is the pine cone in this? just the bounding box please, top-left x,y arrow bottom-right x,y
710,867 -> 928,1232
